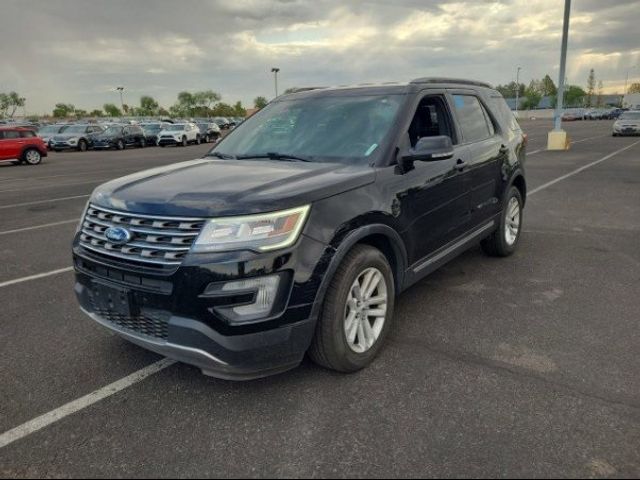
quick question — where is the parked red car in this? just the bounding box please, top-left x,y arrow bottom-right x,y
0,127 -> 48,166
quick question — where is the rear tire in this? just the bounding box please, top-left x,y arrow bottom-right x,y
481,186 -> 523,257
23,148 -> 42,166
308,245 -> 395,373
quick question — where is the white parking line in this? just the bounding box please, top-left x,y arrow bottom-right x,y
0,219 -> 78,236
0,359 -> 176,449
0,194 -> 89,210
528,134 -> 610,156
529,139 -> 640,196
0,138 -> 638,451
0,267 -> 74,289
0,179 -> 104,194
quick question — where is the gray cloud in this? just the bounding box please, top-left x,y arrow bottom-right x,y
1,0 -> 639,114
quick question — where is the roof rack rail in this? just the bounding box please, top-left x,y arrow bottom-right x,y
410,77 -> 493,89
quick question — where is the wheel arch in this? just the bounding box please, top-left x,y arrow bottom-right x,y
509,170 -> 527,206
308,224 -> 408,321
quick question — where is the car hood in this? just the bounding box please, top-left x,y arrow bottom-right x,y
53,133 -> 84,140
616,120 -> 640,126
91,158 -> 376,217
158,130 -> 184,136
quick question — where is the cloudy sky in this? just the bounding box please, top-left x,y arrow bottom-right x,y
2,0 -> 639,114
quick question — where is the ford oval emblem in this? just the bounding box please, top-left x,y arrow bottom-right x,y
105,226 -> 132,245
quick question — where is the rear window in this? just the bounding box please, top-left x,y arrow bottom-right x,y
1,130 -> 20,139
452,95 -> 493,143
489,96 -> 521,132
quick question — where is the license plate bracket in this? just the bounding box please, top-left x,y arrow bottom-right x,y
92,283 -> 138,317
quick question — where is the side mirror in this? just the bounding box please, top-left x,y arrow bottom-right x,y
402,135 -> 454,163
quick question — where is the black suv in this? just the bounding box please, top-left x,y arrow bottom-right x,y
73,79 -> 527,380
92,125 -> 147,150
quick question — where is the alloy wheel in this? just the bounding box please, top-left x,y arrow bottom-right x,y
344,267 -> 388,354
505,196 -> 521,246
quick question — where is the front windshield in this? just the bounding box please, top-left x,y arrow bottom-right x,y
213,94 -> 403,162
165,125 -> 186,131
143,125 -> 162,132
620,112 -> 640,120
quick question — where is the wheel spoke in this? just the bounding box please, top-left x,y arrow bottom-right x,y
366,308 -> 387,317
346,312 -> 359,344
363,271 -> 381,299
365,295 -> 387,307
359,269 -> 375,298
361,318 -> 375,349
356,319 -> 366,350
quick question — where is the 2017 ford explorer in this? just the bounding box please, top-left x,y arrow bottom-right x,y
73,78 -> 527,380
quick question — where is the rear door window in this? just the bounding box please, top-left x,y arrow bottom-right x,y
3,131 -> 20,139
20,131 -> 36,138
452,95 -> 493,143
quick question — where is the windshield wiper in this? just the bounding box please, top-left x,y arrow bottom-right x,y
235,152 -> 312,162
205,152 -> 236,159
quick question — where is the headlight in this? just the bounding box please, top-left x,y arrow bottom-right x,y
193,205 -> 310,253
68,137 -> 78,144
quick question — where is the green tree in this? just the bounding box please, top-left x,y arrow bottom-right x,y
74,109 -> 88,118
628,82 -> 640,94
53,103 -> 75,118
211,102 -> 236,117
90,109 -> 104,117
139,96 -> 159,116
254,96 -> 268,109
586,69 -> 596,107
541,75 -> 557,96
193,90 -> 221,112
564,85 -> 587,107
495,82 -> 525,98
233,101 -> 246,117
0,93 -> 9,117
103,103 -> 122,117
521,80 -> 542,110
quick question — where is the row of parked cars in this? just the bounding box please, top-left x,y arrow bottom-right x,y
38,119 -> 234,153
562,107 -> 628,121
0,116 -> 245,166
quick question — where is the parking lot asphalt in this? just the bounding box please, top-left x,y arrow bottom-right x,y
1,120 -> 639,478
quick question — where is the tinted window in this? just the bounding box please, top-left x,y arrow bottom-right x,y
20,131 -> 36,138
490,96 -> 521,132
3,131 -> 20,139
452,95 -> 492,143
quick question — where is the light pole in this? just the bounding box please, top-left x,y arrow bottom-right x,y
116,86 -> 125,114
548,0 -> 572,150
624,65 -> 638,96
515,66 -> 522,114
271,68 -> 280,98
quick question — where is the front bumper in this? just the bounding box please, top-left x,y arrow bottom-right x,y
93,141 -> 115,149
52,141 -> 79,150
158,137 -> 181,146
73,234 -> 331,380
613,126 -> 640,135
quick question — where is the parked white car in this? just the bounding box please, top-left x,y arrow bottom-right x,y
157,123 -> 201,147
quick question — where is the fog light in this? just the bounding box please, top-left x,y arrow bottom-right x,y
203,274 -> 283,324
221,275 -> 280,317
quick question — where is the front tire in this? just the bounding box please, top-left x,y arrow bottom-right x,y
309,245 -> 395,373
78,139 -> 88,152
181,136 -> 187,147
481,186 -> 523,257
116,139 -> 125,150
23,149 -> 42,165
139,138 -> 146,148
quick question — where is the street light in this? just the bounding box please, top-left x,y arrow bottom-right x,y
624,65 -> 638,95
115,86 -> 125,114
271,68 -> 280,98
515,66 -> 522,114
548,0 -> 572,150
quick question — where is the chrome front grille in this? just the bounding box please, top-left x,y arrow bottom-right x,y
79,204 -> 205,268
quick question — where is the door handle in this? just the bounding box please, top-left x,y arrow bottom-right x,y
499,144 -> 509,155
455,159 -> 467,171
